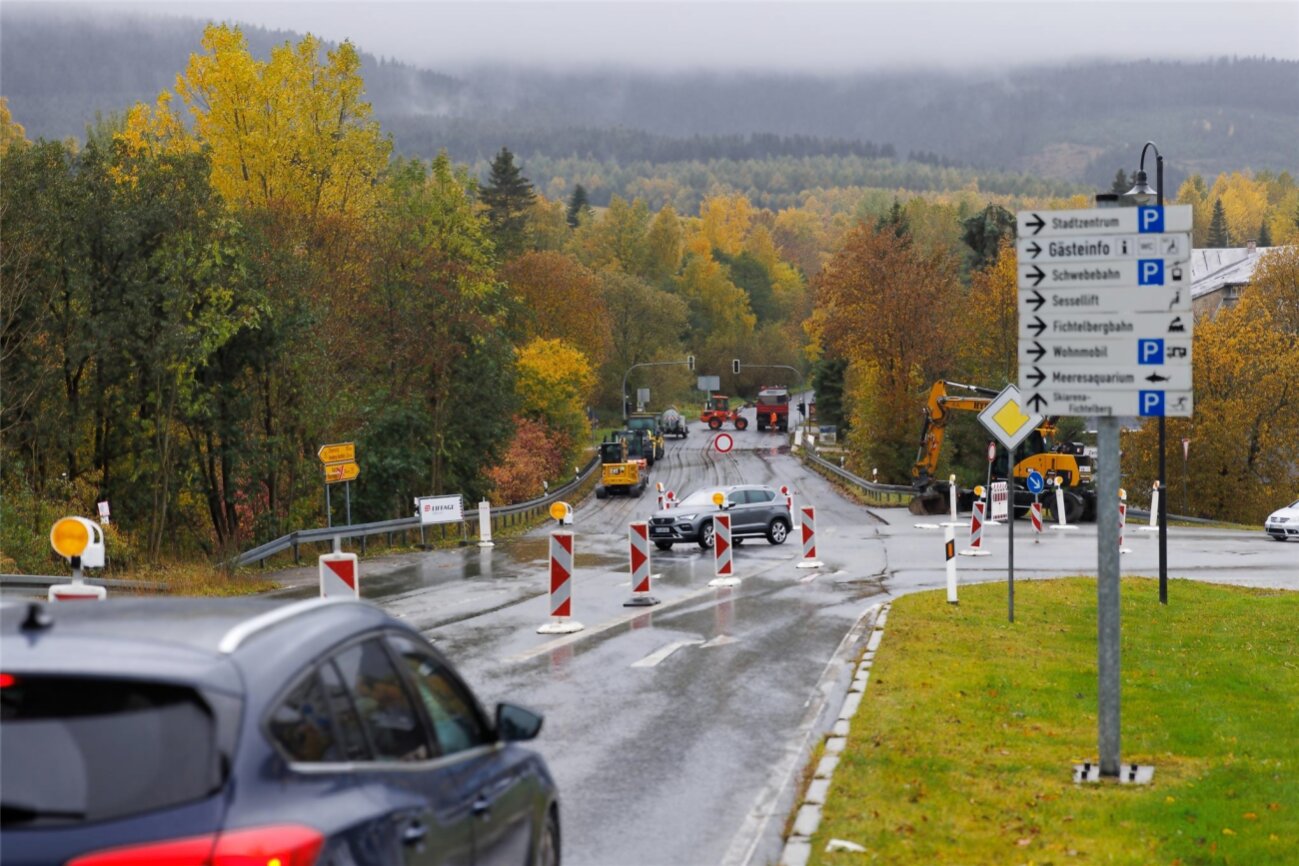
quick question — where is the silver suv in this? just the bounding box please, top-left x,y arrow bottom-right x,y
648,484 -> 792,550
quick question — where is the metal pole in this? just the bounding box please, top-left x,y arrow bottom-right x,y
345,481 -> 352,526
1156,150 -> 1169,605
1183,447 -> 1189,515
325,482 -> 332,529
1097,416 -> 1122,776
1007,481 -> 1015,623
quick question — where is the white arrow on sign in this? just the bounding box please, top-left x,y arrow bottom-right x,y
1024,389 -> 1194,418
1018,260 -> 1189,290
1019,286 -> 1191,315
1020,338 -> 1192,367
1017,205 -> 1193,238
1020,364 -> 1193,391
1021,312 -> 1190,340
1016,232 -> 1191,264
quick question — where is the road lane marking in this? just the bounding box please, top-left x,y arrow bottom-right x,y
631,638 -> 703,668
701,634 -> 738,648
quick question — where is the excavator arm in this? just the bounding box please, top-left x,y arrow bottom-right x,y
911,380 -> 999,487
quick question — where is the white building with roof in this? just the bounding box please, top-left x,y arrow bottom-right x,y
1190,243 -> 1277,318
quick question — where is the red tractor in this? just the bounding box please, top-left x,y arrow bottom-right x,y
700,393 -> 748,430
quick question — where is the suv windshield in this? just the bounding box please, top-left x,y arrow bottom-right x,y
678,489 -> 724,508
1,676 -> 222,827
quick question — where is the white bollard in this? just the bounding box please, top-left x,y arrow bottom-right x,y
945,524 -> 958,604
1051,478 -> 1079,531
942,474 -> 962,526
538,531 -> 584,634
477,499 -> 494,547
1119,488 -> 1132,554
1140,481 -> 1160,532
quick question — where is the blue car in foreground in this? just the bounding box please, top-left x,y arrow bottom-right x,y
1,597 -> 559,866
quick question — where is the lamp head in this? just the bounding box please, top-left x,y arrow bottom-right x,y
1124,169 -> 1158,205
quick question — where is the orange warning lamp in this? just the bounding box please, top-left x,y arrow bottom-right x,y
549,502 -> 567,521
711,492 -> 725,507
50,517 -> 90,560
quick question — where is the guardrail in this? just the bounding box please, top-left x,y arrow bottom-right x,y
800,447 -> 913,504
234,454 -> 601,568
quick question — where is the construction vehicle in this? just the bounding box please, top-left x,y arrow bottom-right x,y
627,413 -> 667,460
595,439 -> 646,499
755,386 -> 790,432
612,428 -> 655,469
700,393 -> 749,431
660,407 -> 688,439
911,380 -> 1097,521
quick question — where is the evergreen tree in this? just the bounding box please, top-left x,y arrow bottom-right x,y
1257,217 -> 1272,247
961,204 -> 1016,271
1207,198 -> 1231,247
1110,169 -> 1133,196
480,146 -> 536,260
566,183 -> 589,228
876,197 -> 910,242
810,357 -> 850,431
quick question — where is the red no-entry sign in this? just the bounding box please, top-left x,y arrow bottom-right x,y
714,433 -> 734,454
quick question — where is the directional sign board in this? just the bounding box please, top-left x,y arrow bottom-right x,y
976,385 -> 1043,451
318,442 -> 355,464
1016,205 -> 1194,418
323,461 -> 360,484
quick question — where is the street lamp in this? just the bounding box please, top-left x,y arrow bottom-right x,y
1124,141 -> 1169,605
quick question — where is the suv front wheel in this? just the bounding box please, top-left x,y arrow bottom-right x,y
698,522 -> 715,550
767,517 -> 790,545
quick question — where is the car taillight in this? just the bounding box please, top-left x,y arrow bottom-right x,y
0,672 -> 16,688
66,825 -> 324,866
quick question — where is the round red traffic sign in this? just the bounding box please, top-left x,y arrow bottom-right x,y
987,441 -> 997,462
714,433 -> 734,454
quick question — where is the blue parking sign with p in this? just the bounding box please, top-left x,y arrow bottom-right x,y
1138,259 -> 1164,285
1138,206 -> 1164,233
1138,339 -> 1164,364
1139,391 -> 1165,416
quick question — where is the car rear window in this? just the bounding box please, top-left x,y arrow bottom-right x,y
0,676 -> 221,828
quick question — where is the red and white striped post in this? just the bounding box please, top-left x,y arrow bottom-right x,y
710,513 -> 740,587
1031,499 -> 1044,543
538,531 -> 584,634
796,505 -> 823,569
781,484 -> 799,529
961,497 -> 990,557
625,521 -> 660,607
666,490 -> 676,509
1119,488 -> 1132,555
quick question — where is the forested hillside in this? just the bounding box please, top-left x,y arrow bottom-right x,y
4,5 -> 1296,197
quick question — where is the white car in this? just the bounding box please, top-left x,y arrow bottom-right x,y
1264,498 -> 1299,541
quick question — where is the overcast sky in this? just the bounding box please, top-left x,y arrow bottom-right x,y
15,1 -> 1299,72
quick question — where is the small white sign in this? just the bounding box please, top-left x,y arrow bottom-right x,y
1018,259 -> 1188,290
1017,205 -> 1192,238
1020,364 -> 1193,392
416,494 -> 464,526
1018,285 -> 1191,315
97,500 -> 111,526
1021,312 -> 1190,340
1022,390 -> 1194,418
1020,338 -> 1192,367
1016,232 -> 1191,264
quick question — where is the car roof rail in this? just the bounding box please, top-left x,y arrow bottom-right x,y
218,596 -> 364,654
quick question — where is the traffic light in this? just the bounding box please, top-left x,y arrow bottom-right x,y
732,358 -> 741,375
687,354 -> 695,372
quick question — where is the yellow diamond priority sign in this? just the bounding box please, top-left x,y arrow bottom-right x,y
977,385 -> 1043,450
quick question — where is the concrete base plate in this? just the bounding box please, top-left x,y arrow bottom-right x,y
623,595 -> 661,607
796,560 -> 823,569
1073,762 -> 1155,784
1138,526 -> 1160,532
959,549 -> 991,557
709,576 -> 741,587
913,523 -> 941,529
477,541 -> 495,548
1051,525 -> 1080,531
537,619 -> 585,634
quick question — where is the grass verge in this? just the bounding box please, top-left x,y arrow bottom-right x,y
809,577 -> 1298,865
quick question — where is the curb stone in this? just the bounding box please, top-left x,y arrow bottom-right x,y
780,603 -> 891,864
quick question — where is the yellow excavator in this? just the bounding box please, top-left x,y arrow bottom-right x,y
910,380 -> 1096,521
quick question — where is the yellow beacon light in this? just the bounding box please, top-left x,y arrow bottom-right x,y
50,517 -> 90,559
711,492 -> 725,506
549,502 -> 567,521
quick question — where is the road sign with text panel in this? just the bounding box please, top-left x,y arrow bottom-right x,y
1016,232 -> 1190,264
1017,205 -> 1192,238
318,443 -> 355,464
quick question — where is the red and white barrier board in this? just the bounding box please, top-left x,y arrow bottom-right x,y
319,552 -> 360,598
796,506 -> 823,569
625,521 -> 660,606
709,514 -> 739,586
539,531 -> 583,633
960,500 -> 990,557
1031,500 -> 1044,541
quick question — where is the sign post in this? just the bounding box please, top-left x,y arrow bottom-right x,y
1019,202 -> 1192,782
318,443 -> 359,528
977,385 -> 1042,623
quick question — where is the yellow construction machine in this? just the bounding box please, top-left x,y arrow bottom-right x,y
910,380 -> 1096,521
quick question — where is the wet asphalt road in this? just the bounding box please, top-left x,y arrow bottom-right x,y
349,408 -> 1294,866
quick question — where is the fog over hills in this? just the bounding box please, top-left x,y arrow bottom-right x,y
3,5 -> 1297,192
